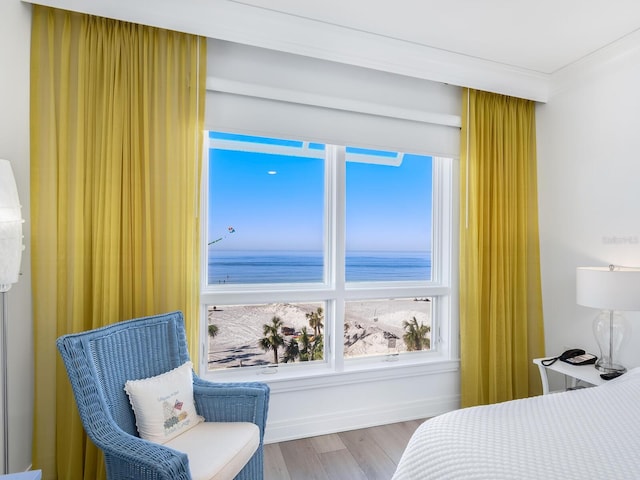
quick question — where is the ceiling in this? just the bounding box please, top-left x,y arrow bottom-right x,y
231,0 -> 640,75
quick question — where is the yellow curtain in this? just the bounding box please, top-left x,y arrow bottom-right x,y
30,7 -> 206,479
459,88 -> 545,407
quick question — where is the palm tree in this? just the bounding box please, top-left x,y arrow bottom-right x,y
281,327 -> 324,363
208,324 -> 219,339
402,316 -> 431,351
259,316 -> 285,364
298,327 -> 313,361
282,338 -> 300,363
311,333 -> 324,361
305,307 -> 324,337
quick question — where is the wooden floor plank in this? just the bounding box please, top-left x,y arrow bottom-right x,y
365,421 -> 422,464
278,437 -> 330,480
310,432 -> 347,454
264,443 -> 291,480
339,428 -> 398,480
318,449 -> 368,480
402,418 -> 426,434
264,419 -> 420,480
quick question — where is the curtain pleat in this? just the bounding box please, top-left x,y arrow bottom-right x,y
459,88 -> 545,407
30,6 -> 206,479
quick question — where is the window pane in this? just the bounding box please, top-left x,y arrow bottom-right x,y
208,133 -> 325,284
207,302 -> 325,370
344,298 -> 432,358
346,153 -> 432,282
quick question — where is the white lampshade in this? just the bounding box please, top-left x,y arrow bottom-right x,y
0,159 -> 24,290
576,266 -> 640,311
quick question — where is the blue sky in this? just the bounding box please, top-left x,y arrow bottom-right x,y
208,134 -> 432,252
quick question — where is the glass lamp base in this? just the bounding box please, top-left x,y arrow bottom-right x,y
595,359 -> 627,375
593,309 -> 629,376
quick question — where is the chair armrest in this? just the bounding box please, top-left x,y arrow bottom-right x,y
192,379 -> 270,439
89,425 -> 191,480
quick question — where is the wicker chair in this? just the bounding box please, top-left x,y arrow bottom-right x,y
56,311 -> 270,480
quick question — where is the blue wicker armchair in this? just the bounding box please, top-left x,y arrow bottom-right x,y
56,311 -> 270,480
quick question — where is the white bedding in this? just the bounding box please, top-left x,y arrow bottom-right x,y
393,367 -> 640,479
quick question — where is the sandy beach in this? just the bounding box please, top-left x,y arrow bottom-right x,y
207,298 -> 432,369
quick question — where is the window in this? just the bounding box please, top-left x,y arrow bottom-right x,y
207,132 -> 325,285
345,150 -> 432,282
201,131 -> 452,375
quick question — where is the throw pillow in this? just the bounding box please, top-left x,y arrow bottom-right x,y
124,361 -> 204,444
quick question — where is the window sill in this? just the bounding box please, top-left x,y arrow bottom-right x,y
201,355 -> 460,393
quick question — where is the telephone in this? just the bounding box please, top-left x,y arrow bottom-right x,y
558,349 -> 597,365
541,349 -> 597,366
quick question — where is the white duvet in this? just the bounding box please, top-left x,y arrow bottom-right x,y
392,367 -> 640,480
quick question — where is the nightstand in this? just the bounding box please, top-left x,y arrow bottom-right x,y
533,357 -> 606,394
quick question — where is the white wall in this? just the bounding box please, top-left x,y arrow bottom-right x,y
0,0 -> 34,473
263,363 -> 460,443
537,44 -> 640,387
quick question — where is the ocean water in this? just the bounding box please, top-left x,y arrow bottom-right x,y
208,250 -> 431,284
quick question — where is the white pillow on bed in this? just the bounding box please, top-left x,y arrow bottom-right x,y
124,361 -> 204,444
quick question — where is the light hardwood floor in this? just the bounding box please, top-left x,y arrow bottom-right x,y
264,419 -> 425,480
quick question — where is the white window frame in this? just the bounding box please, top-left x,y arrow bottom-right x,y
199,133 -> 458,384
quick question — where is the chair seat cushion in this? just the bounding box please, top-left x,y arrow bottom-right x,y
164,421 -> 260,480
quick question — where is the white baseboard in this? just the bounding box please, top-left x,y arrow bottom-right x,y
263,393 -> 459,444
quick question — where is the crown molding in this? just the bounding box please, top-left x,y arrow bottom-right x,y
24,0 -> 549,101
549,28 -> 640,99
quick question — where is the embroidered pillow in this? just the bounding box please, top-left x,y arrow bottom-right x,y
124,361 -> 203,444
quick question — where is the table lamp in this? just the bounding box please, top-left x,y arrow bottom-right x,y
576,265 -> 640,375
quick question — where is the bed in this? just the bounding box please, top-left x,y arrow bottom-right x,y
392,367 -> 640,479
